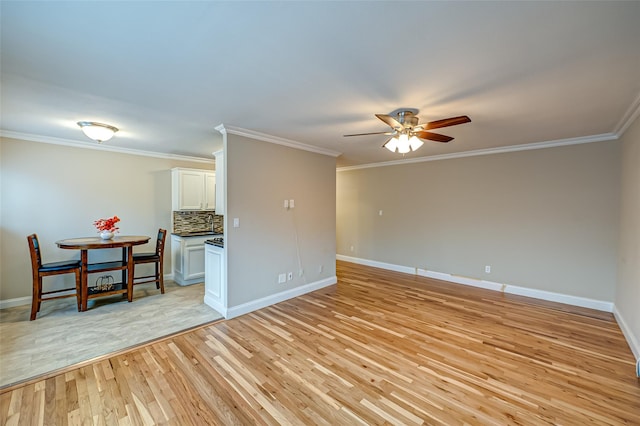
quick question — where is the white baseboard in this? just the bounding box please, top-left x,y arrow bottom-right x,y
203,293 -> 227,318
336,254 -> 415,274
225,276 -> 337,319
504,284 -> 613,312
613,305 -> 640,362
417,269 -> 504,292
0,296 -> 32,310
337,255 -> 614,312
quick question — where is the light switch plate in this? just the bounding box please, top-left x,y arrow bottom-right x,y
233,218 -> 239,228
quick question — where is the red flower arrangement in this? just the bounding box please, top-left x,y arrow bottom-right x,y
94,215 -> 120,233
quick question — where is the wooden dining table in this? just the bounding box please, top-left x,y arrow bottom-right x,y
56,235 -> 150,311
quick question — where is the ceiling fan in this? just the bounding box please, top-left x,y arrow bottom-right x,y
344,110 -> 471,153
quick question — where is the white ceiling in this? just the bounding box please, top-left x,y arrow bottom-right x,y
1,1 -> 639,167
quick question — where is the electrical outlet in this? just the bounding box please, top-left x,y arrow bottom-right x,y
350,245 -> 354,252
298,269 -> 304,277
287,272 -> 293,281
485,265 -> 491,273
278,273 -> 286,284
289,199 -> 295,208
379,210 -> 383,216
318,264 -> 324,273
284,199 -> 289,209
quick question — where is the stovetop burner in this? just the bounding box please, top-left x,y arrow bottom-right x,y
206,237 -> 224,248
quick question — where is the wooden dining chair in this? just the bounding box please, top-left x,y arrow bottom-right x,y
132,228 -> 167,294
27,234 -> 82,320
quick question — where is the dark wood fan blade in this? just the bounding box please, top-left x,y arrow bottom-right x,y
415,131 -> 454,143
343,131 -> 394,137
375,114 -> 402,129
423,115 -> 471,130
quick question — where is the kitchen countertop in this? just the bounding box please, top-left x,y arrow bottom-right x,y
171,231 -> 222,237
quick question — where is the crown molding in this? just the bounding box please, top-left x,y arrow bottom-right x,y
614,91 -> 640,137
215,124 -> 341,158
337,133 -> 618,172
5,115 -> 630,171
0,130 -> 214,164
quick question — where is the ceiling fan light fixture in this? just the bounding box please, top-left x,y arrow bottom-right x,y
383,137 -> 398,152
409,135 -> 423,151
396,133 -> 411,154
77,121 -> 119,143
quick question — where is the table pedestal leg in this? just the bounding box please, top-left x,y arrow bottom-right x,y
126,246 -> 134,303
81,250 -> 88,311
121,247 -> 127,299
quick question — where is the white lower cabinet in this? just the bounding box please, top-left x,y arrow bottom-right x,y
204,243 -> 226,316
171,235 -> 209,285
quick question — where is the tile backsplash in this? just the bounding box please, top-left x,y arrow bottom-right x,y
173,211 -> 223,234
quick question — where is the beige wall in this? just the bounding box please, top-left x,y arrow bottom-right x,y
225,134 -> 336,307
616,114 -> 640,359
0,137 -> 212,302
337,141 -> 620,301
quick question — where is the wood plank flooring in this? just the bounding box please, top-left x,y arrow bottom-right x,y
1,261 -> 638,425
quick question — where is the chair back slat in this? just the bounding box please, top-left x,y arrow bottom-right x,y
156,229 -> 167,256
27,233 -> 43,270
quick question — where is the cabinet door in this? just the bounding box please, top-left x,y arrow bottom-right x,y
205,246 -> 222,299
183,245 -> 205,281
171,236 -> 182,275
204,172 -> 216,211
204,245 -> 226,314
178,170 -> 205,210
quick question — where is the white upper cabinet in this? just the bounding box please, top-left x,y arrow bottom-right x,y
172,168 -> 215,211
204,172 -> 216,210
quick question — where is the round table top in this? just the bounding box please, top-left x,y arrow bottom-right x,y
56,235 -> 150,249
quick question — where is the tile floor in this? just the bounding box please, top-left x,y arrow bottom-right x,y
0,281 -> 222,388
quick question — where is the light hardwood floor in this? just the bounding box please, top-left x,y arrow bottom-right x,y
1,261 -> 638,425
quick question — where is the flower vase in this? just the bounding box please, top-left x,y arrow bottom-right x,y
100,231 -> 114,240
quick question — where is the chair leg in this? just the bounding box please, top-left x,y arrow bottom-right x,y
74,270 -> 82,312
155,263 -> 159,290
37,277 -> 43,312
30,276 -> 41,321
159,261 -> 165,294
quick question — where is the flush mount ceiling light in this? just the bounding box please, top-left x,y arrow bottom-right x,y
77,121 -> 119,143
